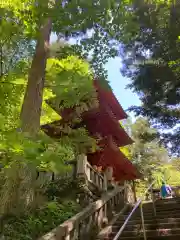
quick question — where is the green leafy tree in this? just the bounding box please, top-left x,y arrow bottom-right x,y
153,163 -> 180,188
171,157 -> 180,171
0,53 -> 97,216
1,0 -> 138,133
125,118 -> 169,177
120,1 -> 180,155
0,5 -> 34,77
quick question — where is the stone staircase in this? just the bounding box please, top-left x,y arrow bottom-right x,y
106,197 -> 180,240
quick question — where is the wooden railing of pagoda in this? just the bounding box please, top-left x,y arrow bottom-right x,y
86,161 -> 106,191
76,155 -> 107,192
39,186 -> 126,240
35,155 -> 107,193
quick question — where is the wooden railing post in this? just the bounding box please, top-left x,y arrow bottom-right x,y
124,181 -> 127,203
132,180 -> 137,202
76,154 -> 89,206
103,173 -> 108,191
76,156 -> 108,193
140,202 -> 147,240
150,184 -> 156,217
124,181 -> 135,205
105,167 -> 113,188
76,154 -> 87,179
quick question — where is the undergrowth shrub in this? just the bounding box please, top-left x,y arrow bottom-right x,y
2,177 -> 82,239
45,177 -> 80,201
2,200 -> 81,240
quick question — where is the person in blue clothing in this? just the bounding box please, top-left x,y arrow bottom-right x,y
160,181 -> 172,199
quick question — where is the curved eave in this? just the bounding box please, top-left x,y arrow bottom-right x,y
41,119 -> 81,138
94,79 -> 128,120
87,138 -> 140,181
83,106 -> 133,147
41,120 -> 65,138
46,98 -> 75,122
45,78 -> 128,122
41,106 -> 133,147
41,121 -> 140,181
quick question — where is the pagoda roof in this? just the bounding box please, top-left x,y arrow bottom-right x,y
45,79 -> 128,122
41,78 -> 138,180
41,108 -> 133,147
93,79 -> 128,120
87,137 -> 140,181
41,120 -> 69,138
43,83 -> 133,146
83,106 -> 133,147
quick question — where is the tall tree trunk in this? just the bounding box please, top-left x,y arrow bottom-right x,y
0,15 -> 53,225
20,19 -> 52,134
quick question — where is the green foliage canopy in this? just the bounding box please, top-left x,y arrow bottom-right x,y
124,118 -> 169,177
1,0 -> 137,80
120,1 -> 180,155
0,54 -> 97,174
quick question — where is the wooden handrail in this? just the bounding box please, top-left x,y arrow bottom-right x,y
86,161 -> 104,180
77,155 -> 107,192
39,186 -> 125,240
113,181 -> 156,240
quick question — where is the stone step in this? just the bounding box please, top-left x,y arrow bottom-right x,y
105,234 -> 180,240
136,204 -> 180,211
119,212 -> 180,221
131,209 -> 180,218
137,204 -> 180,212
154,202 -> 180,207
136,204 -> 180,212
129,203 -> 180,212
111,228 -> 180,238
134,209 -> 180,216
142,205 -> 180,211
116,217 -> 180,226
112,222 -> 180,232
144,199 -> 180,207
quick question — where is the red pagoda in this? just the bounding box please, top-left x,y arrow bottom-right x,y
41,79 -> 140,184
